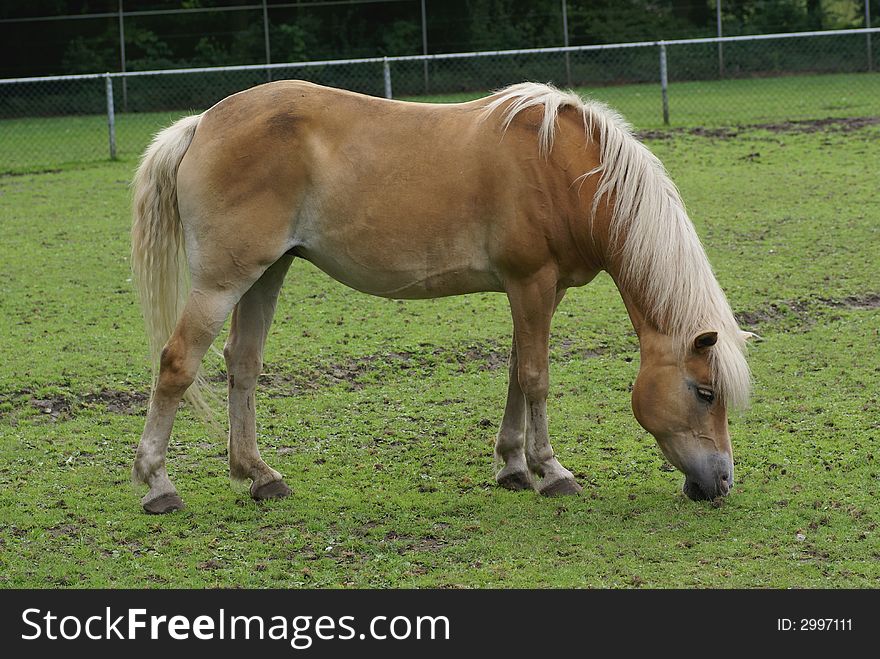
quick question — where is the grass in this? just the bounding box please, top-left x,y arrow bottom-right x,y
0,83 -> 878,588
1,71 -> 878,174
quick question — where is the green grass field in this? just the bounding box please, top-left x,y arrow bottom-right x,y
1,71 -> 878,174
0,76 -> 878,588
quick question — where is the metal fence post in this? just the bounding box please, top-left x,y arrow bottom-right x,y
562,0 -> 572,87
716,0 -> 725,77
867,1 -> 874,72
659,42 -> 670,125
262,0 -> 272,82
105,74 -> 117,160
421,0 -> 429,93
383,57 -> 393,99
118,0 -> 128,111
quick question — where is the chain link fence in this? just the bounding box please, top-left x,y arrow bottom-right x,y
1,28 -> 878,173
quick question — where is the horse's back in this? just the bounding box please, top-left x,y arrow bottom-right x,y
175,83 -> 504,294
175,81 -> 594,298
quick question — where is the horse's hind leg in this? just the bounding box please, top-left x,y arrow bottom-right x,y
494,333 -> 533,491
224,254 -> 293,500
133,286 -> 243,513
506,275 -> 582,496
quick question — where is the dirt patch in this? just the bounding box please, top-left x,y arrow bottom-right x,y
758,116 -> 880,134
821,293 -> 880,310
736,293 -> 879,328
259,355 -> 382,393
5,338 -> 608,418
218,338 -> 612,397
410,536 -> 447,552
81,389 -> 148,415
641,126 -> 739,140
322,359 -> 374,389
30,396 -> 71,419
46,523 -> 79,538
14,388 -> 148,420
555,338 -> 607,360
455,345 -> 507,372
385,531 -> 448,554
637,129 -> 673,140
0,167 -> 63,178
735,299 -> 813,328
255,342 -> 509,394
638,116 -> 880,142
690,126 -> 739,139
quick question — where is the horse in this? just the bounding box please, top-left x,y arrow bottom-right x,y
130,80 -> 754,514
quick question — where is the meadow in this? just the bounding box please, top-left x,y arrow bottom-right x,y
1,71 -> 879,174
0,74 -> 878,587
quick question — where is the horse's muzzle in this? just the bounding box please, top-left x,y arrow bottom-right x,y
682,452 -> 734,501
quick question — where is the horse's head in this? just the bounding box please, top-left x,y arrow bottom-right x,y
631,329 -> 751,501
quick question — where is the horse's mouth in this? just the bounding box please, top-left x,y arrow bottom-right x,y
683,476 -> 730,502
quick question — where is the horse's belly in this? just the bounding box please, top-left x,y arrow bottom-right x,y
290,171 -> 505,298
295,241 -> 502,299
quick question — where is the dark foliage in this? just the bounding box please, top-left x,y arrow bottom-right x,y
0,1 -> 874,78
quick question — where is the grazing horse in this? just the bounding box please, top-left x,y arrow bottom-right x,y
131,80 -> 753,514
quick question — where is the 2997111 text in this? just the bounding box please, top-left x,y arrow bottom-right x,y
777,618 -> 853,632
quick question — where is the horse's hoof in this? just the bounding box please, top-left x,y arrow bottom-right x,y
142,493 -> 185,514
539,478 -> 583,497
497,470 -> 533,491
251,479 -> 291,501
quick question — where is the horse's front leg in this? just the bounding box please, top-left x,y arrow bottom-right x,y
224,255 -> 294,500
494,332 -> 533,491
506,275 -> 582,496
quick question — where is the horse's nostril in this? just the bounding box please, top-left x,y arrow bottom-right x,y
720,472 -> 729,483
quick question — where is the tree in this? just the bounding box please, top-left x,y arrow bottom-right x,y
1,0 -> 874,78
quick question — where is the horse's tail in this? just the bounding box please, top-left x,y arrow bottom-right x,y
131,114 -> 215,418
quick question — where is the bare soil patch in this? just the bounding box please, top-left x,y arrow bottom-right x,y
638,116 -> 880,141
736,293 -> 879,328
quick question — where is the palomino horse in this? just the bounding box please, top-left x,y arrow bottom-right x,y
131,81 -> 753,513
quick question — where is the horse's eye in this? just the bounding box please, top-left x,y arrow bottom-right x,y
696,388 -> 715,404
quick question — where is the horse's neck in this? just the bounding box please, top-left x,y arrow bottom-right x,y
610,268 -> 667,358
589,199 -> 668,346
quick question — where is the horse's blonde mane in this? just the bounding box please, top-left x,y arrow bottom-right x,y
482,82 -> 751,409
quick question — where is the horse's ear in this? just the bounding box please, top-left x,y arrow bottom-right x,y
693,331 -> 718,352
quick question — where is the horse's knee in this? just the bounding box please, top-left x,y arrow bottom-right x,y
517,364 -> 548,400
224,344 -> 262,390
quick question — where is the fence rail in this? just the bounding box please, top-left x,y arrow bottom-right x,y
1,27 -> 879,172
